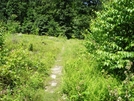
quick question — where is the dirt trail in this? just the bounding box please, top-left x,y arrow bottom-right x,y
44,46 -> 66,101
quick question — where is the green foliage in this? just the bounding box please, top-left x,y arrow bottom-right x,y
47,20 -> 63,37
107,71 -> 134,101
0,48 -> 30,88
34,15 -> 62,36
21,20 -> 34,34
62,39 -> 118,101
0,34 -> 64,100
86,0 -> 134,79
35,15 -> 49,35
0,0 -> 100,38
29,43 -> 33,51
6,20 -> 20,34
86,0 -> 134,100
0,22 -> 5,49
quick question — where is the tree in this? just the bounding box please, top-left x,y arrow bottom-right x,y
0,0 -> 100,38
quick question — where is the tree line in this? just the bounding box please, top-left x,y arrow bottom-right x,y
0,0 -> 101,39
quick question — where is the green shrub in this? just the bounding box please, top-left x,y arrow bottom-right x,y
0,48 -> 29,88
107,70 -> 134,101
0,46 -> 47,100
29,43 -> 33,51
21,20 -> 34,34
86,0 -> 134,79
85,0 -> 134,100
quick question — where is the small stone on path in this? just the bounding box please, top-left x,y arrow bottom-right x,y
51,82 -> 57,86
51,74 -> 56,79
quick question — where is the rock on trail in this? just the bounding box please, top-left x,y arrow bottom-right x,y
45,64 -> 62,93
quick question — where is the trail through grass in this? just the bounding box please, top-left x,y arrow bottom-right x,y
1,34 -> 65,101
1,34 -> 119,101
44,45 -> 65,101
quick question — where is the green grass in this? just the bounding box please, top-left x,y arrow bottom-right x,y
61,39 -> 119,101
0,34 -> 65,101
1,34 -> 120,101
5,34 -> 66,71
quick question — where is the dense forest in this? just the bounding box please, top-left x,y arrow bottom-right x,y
0,0 -> 101,39
0,0 -> 134,101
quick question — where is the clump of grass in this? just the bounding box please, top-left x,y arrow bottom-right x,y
29,43 -> 33,51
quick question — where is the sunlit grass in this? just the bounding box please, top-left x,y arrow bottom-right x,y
61,39 -> 119,101
1,34 -> 120,101
5,34 -> 64,69
1,34 -> 65,101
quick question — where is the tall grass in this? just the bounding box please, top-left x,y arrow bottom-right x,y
62,39 -> 119,101
1,34 -> 120,100
0,34 -> 64,101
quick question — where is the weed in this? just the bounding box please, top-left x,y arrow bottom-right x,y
29,43 -> 33,51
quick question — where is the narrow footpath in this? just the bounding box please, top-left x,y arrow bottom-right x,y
44,45 -> 66,101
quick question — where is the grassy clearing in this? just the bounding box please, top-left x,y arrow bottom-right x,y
61,39 -> 119,101
0,34 -> 65,101
4,34 -> 64,71
1,34 -> 120,101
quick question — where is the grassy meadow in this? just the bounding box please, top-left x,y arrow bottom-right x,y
1,0 -> 133,100
1,34 -> 120,101
0,34 -> 64,101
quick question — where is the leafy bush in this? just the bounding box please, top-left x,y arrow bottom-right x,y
0,34 -> 4,49
86,0 -> 134,79
0,49 -> 29,88
0,47 -> 46,90
21,20 -> 34,34
47,19 -> 63,37
85,0 -> 134,100
0,48 -> 44,100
